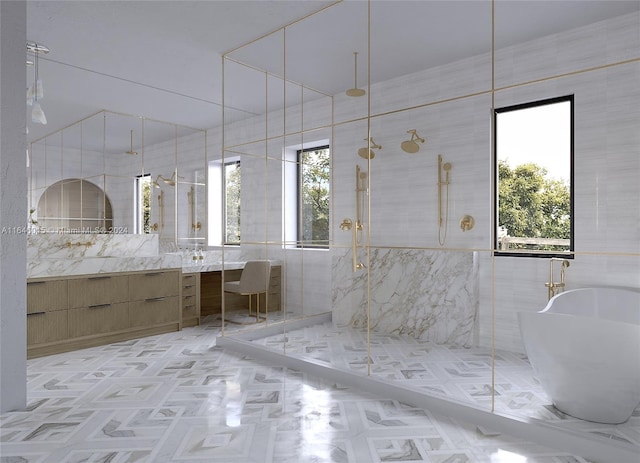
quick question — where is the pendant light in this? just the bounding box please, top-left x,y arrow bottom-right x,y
27,41 -> 49,125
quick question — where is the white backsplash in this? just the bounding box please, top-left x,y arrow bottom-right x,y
27,233 -> 159,259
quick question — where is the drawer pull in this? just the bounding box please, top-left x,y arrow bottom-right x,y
27,311 -> 46,316
88,276 -> 111,280
89,303 -> 112,309
184,295 -> 194,299
27,281 -> 46,286
183,305 -> 194,310
145,297 -> 166,302
183,285 -> 194,289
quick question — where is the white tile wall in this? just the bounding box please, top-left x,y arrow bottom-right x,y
224,11 -> 640,355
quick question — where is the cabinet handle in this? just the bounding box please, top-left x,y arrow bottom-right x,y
184,305 -> 194,310
89,303 -> 112,309
184,295 -> 194,300
27,311 -> 46,316
145,297 -> 166,302
88,276 -> 111,280
27,281 -> 46,286
183,285 -> 194,289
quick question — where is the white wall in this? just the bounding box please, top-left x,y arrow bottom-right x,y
0,0 -> 27,413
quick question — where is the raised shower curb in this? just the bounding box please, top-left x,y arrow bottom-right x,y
216,313 -> 639,463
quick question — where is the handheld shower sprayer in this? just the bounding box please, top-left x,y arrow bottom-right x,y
438,154 -> 452,246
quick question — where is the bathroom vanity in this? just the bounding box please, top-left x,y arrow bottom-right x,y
26,234 -> 282,358
27,269 -> 181,358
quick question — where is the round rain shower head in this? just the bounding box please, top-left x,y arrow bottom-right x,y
346,51 -> 366,97
125,130 -> 138,155
346,87 -> 366,97
357,137 -> 381,159
358,147 -> 375,159
401,130 -> 425,154
400,140 -> 420,154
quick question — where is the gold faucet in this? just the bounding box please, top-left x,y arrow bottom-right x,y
545,257 -> 570,300
64,241 -> 94,248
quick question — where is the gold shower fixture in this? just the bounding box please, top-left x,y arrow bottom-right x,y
345,51 -> 366,97
438,154 -> 452,246
357,137 -> 382,159
125,130 -> 138,155
400,130 -> 425,154
152,172 -> 181,188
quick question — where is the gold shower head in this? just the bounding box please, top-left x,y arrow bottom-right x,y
125,130 -> 138,155
400,129 -> 425,154
358,137 -> 381,159
346,51 -> 366,97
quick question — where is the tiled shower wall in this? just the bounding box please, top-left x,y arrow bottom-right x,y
223,10 -> 639,352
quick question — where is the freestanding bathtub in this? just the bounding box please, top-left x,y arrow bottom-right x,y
518,287 -> 640,424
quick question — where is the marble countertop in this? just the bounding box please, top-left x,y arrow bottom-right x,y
180,261 -> 246,273
27,254 -> 183,279
27,255 -> 280,279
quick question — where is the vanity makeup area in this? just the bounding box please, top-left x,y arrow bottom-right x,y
26,110 -> 281,359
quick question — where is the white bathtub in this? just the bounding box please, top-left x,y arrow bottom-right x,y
518,287 -> 640,424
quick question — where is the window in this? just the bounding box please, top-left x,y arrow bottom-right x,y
297,145 -> 330,247
494,95 -> 574,256
224,160 -> 241,244
135,174 -> 151,234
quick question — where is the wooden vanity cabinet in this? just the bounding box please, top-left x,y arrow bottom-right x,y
27,269 -> 181,359
129,271 -> 180,328
181,272 -> 201,327
26,279 -> 69,345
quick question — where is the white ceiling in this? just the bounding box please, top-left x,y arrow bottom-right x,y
27,0 -> 640,150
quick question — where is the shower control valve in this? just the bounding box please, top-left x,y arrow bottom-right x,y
340,218 -> 353,231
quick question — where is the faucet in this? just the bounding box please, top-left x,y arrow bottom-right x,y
545,257 -> 570,300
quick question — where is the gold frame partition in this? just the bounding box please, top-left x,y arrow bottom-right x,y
218,0 -> 640,441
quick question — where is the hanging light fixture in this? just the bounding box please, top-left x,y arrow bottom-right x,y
27,41 -> 49,125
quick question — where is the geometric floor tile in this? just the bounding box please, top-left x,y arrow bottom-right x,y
0,321 -> 607,462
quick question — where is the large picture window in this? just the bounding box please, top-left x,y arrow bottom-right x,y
298,145 -> 330,247
494,95 -> 574,256
135,174 -> 151,234
224,160 -> 241,245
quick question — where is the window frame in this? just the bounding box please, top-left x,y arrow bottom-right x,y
223,159 -> 241,246
134,173 -> 151,234
493,94 -> 575,258
296,144 -> 330,249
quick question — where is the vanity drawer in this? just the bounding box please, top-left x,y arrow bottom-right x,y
182,273 -> 197,286
68,302 -> 129,338
68,275 -> 128,309
129,271 -> 180,300
27,279 -> 68,313
182,282 -> 196,297
27,310 -> 68,344
182,300 -> 197,320
129,295 -> 180,327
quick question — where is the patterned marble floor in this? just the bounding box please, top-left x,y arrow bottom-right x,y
248,321 -> 640,449
0,321 -> 597,462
